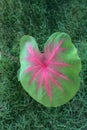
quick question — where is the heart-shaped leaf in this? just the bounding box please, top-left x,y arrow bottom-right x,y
18,32 -> 81,107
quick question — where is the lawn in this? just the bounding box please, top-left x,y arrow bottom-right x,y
0,0 -> 87,130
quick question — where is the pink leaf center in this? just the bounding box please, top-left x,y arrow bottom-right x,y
25,40 -> 71,101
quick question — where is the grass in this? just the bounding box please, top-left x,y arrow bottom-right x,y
0,0 -> 87,130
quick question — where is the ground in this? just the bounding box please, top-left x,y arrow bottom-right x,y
0,0 -> 87,130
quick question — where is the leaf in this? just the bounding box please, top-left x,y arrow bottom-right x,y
19,32 -> 81,107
